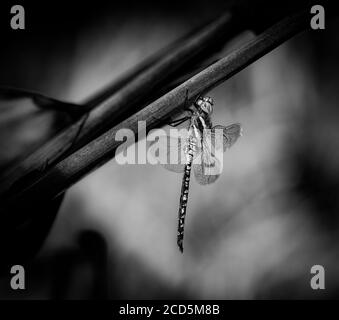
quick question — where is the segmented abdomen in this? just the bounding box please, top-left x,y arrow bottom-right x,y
177,141 -> 194,253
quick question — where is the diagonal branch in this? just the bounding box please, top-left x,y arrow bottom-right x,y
0,0 -> 317,198
1,9 -> 312,217
0,11 -> 240,194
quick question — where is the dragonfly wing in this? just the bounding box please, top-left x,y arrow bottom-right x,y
193,138 -> 221,185
163,164 -> 185,173
193,163 -> 220,185
148,127 -> 203,173
211,123 -> 242,151
160,135 -> 187,173
193,123 -> 242,185
148,132 -> 190,173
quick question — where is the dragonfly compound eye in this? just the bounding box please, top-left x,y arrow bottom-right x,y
196,96 -> 213,114
203,96 -> 214,105
201,101 -> 213,114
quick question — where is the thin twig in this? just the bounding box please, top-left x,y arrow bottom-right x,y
1,10 -> 312,217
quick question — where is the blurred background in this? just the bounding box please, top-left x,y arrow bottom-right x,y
0,0 -> 339,299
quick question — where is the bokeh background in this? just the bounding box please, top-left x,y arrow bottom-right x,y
0,1 -> 339,299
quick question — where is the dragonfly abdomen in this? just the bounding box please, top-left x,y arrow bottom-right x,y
177,137 -> 195,253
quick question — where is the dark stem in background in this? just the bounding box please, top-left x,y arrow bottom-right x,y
1,10 -> 313,220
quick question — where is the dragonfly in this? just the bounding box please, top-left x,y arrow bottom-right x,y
149,95 -> 242,253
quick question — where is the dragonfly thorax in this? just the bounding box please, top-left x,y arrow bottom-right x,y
183,136 -> 198,157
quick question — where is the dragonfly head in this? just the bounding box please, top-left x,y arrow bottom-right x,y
195,96 -> 214,114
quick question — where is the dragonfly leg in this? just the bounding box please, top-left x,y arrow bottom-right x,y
168,116 -> 190,127
183,88 -> 196,113
183,88 -> 189,107
184,107 -> 194,114
152,114 -> 190,126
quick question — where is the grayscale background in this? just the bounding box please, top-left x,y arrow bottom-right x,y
0,0 -> 338,299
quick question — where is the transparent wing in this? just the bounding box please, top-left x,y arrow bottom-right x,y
212,123 -> 242,151
148,130 -> 202,173
193,138 -> 221,185
193,123 -> 242,185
